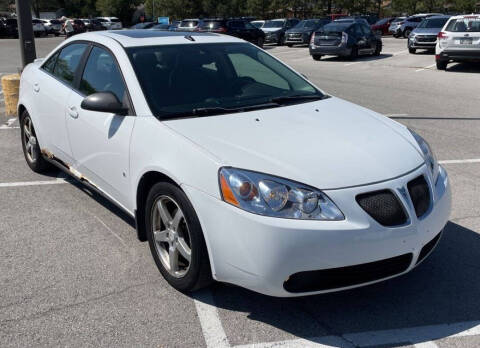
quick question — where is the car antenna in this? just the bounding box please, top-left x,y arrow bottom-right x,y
184,35 -> 195,42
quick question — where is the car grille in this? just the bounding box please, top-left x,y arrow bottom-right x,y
416,232 -> 442,265
416,35 -> 436,43
284,253 -> 413,293
407,175 -> 431,218
356,190 -> 408,227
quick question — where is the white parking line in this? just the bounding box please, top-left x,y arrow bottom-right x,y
416,63 -> 436,72
439,159 -> 480,164
385,113 -> 409,117
0,178 -> 68,188
392,49 -> 408,56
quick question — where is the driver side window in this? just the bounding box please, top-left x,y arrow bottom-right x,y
79,46 -> 126,103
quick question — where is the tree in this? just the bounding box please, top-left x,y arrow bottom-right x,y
96,0 -> 141,24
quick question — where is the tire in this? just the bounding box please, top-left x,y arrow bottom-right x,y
349,46 -> 358,60
403,28 -> 411,38
20,110 -> 51,173
277,35 -> 285,46
54,32 -> 59,37
256,37 -> 264,48
287,44 -> 293,47
312,54 -> 322,61
436,60 -> 448,70
409,47 -> 416,54
374,42 -> 382,56
146,182 -> 212,292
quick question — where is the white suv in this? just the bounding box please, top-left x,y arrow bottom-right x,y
436,14 -> 480,70
96,17 -> 122,30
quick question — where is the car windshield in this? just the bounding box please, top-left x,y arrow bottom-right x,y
127,43 -> 323,119
418,17 -> 449,28
294,20 -> 319,29
264,20 -> 284,28
374,18 -> 389,25
251,21 -> 264,28
445,17 -> 480,32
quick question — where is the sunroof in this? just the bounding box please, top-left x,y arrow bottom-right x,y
111,30 -> 218,39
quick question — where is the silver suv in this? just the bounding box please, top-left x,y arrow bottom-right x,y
436,14 -> 480,70
400,14 -> 442,38
408,15 -> 450,53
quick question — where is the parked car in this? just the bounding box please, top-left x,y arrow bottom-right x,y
130,22 -> 156,29
388,17 -> 406,37
18,30 -> 450,297
72,19 -> 87,34
371,17 -> 395,35
285,18 -> 331,46
408,15 -> 451,53
352,14 -> 379,25
150,23 -> 177,31
82,18 -> 106,31
198,18 -> 265,47
262,18 -> 300,45
96,17 -> 123,30
32,19 -> 47,37
177,19 -> 202,31
436,14 -> 480,70
400,14 -> 442,38
41,19 -> 62,36
251,20 -> 265,29
310,20 -> 382,60
334,17 -> 370,26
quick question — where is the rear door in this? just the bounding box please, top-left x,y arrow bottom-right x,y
65,44 -> 135,208
34,43 -> 89,163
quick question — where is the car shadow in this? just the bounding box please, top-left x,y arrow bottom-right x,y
446,62 -> 480,73
200,221 -> 480,345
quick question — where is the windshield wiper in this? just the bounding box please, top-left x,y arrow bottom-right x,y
270,94 -> 329,105
161,102 -> 281,119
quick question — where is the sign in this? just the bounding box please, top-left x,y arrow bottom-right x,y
158,17 -> 169,25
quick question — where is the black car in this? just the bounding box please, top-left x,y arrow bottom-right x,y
262,18 -> 300,45
309,20 -> 382,60
198,19 -> 265,47
0,18 -> 18,38
85,19 -> 107,31
285,18 -> 331,46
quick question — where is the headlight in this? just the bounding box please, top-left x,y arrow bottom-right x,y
409,129 -> 439,182
219,168 -> 344,220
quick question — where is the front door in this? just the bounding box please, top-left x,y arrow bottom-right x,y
65,45 -> 135,209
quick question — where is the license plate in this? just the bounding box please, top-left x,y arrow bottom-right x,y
460,38 -> 472,44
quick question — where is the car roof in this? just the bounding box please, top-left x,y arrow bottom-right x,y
72,30 -> 244,47
425,15 -> 451,19
449,14 -> 480,19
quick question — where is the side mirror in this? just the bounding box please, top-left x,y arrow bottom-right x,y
80,92 -> 128,115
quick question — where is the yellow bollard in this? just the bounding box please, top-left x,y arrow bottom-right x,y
1,74 -> 21,117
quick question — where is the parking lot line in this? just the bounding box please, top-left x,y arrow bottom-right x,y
0,178 -> 68,188
193,289 -> 230,348
416,64 -> 436,72
392,50 -> 408,56
439,159 -> 480,164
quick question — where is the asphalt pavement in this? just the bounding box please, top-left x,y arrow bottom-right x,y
0,35 -> 479,348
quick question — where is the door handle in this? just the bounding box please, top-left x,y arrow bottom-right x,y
33,83 -> 40,92
68,106 -> 79,119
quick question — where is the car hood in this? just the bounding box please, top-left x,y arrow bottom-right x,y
262,28 -> 283,33
412,27 -> 442,35
164,97 -> 424,190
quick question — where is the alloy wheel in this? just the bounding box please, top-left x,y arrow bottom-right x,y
151,195 -> 192,278
23,117 -> 38,163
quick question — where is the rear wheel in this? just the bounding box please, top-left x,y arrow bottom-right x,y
146,182 -> 212,292
312,54 -> 322,61
349,46 -> 358,60
287,43 -> 293,47
374,42 -> 382,56
403,28 -> 411,38
20,111 -> 51,173
436,60 -> 448,70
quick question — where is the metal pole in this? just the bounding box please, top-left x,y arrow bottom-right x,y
15,0 -> 36,68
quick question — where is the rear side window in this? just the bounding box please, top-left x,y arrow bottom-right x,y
79,46 -> 126,102
53,43 -> 88,86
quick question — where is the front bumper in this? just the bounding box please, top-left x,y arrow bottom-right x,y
264,33 -> 281,44
409,38 -> 437,49
285,33 -> 309,45
184,164 -> 451,297
309,44 -> 351,57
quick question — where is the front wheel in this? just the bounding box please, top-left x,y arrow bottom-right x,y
349,46 -> 358,60
312,54 -> 322,61
256,37 -> 264,48
374,42 -> 382,56
20,111 -> 51,173
403,29 -> 411,38
409,47 -> 416,54
146,182 -> 212,292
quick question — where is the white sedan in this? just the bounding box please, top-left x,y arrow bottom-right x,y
18,30 -> 451,297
